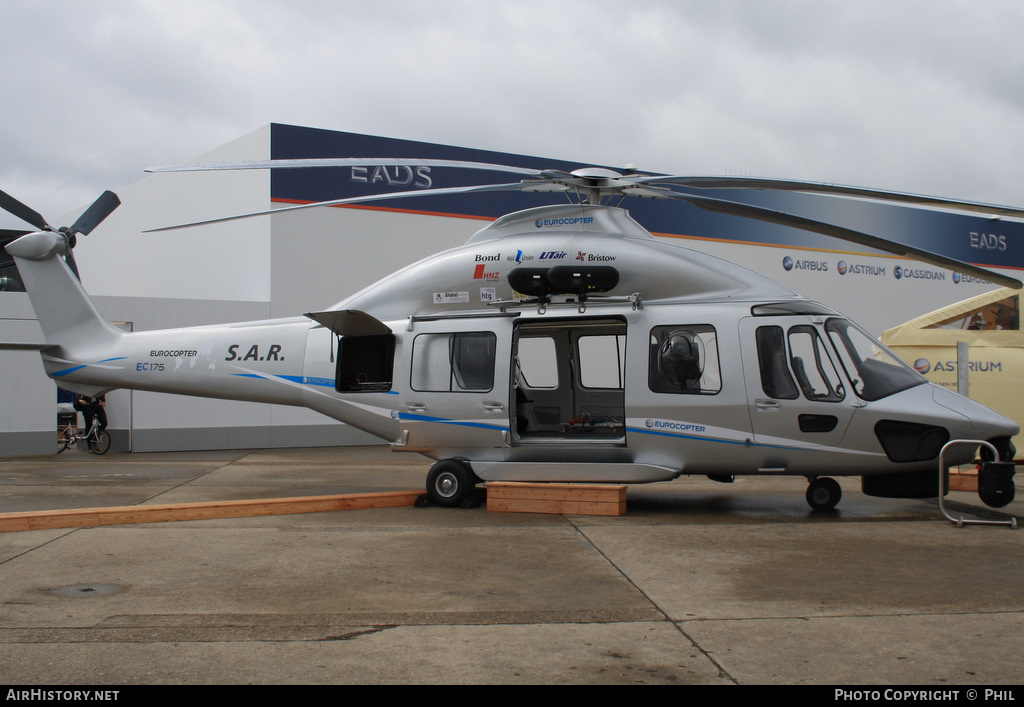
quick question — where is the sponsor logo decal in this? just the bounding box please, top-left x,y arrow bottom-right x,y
534,216 -> 595,228
953,272 -> 991,285
969,232 -> 1007,252
433,291 -> 469,304
894,265 -> 946,282
473,264 -> 500,280
350,165 -> 432,189
783,255 -> 827,272
645,419 -> 707,434
576,251 -> 616,262
915,357 -> 1005,374
837,260 -> 885,277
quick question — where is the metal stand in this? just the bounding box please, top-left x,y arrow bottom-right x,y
938,440 -> 1017,528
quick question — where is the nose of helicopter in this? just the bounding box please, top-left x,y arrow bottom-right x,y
931,385 -> 1019,445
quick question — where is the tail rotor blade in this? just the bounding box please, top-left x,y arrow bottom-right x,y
63,244 -> 82,282
70,190 -> 120,236
0,189 -> 49,231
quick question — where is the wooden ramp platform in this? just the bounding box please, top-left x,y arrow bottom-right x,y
0,490 -> 422,533
0,482 -> 630,533
486,482 -> 627,516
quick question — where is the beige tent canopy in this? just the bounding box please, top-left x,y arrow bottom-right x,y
882,287 -> 1021,455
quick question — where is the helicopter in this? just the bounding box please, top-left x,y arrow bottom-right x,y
2,159 -> 1021,512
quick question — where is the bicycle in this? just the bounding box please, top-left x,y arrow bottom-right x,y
57,417 -> 111,455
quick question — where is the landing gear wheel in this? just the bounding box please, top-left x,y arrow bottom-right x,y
806,477 -> 842,511
88,430 -> 111,455
426,459 -> 475,507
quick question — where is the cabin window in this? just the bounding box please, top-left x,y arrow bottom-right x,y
516,336 -> 558,388
411,331 -> 496,392
577,334 -> 626,389
649,325 -> 721,395
755,326 -> 799,399
336,334 -> 395,393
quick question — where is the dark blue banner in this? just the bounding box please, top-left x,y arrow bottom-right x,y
269,123 -> 1024,270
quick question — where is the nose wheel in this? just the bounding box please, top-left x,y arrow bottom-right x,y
806,477 -> 842,511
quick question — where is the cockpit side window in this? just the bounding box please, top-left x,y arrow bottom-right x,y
825,319 -> 924,401
649,324 -> 721,395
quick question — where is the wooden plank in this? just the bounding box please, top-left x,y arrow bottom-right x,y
0,490 -> 422,533
488,497 -> 626,516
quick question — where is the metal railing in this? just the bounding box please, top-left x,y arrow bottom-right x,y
938,440 -> 1017,528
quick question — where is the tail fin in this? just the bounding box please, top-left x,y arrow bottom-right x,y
5,230 -> 121,348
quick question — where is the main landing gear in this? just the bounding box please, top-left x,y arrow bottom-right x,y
425,459 -> 479,507
806,477 -> 842,511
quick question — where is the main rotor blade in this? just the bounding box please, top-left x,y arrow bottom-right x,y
144,181 -> 531,233
146,158 -> 543,177
641,176 -> 1024,220
70,190 -> 120,236
664,191 -> 1022,290
0,189 -> 49,231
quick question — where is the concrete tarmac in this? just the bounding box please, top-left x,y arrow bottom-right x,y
0,446 -> 1021,686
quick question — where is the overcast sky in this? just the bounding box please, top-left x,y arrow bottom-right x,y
2,0 -> 1023,230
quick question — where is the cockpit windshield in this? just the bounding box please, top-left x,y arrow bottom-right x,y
825,319 -> 925,401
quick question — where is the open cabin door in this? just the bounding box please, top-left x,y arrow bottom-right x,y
395,314 -> 515,453
511,317 -> 626,444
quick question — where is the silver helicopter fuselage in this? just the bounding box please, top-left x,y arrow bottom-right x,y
11,203 -> 1015,486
